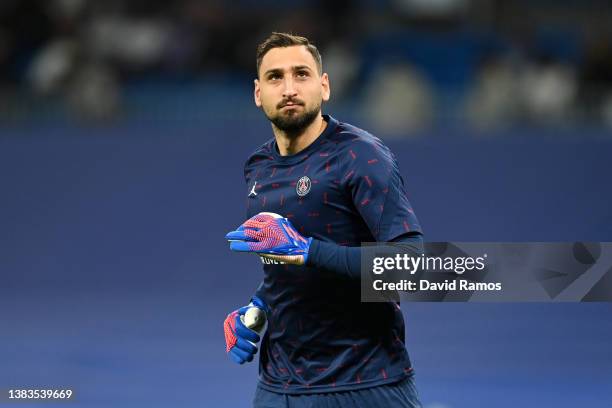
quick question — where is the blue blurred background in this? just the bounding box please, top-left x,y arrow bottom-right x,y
1,1 -> 611,407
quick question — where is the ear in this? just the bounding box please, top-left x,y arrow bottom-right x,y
254,78 -> 262,107
321,73 -> 330,102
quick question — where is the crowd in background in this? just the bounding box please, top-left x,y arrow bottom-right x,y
1,0 -> 612,131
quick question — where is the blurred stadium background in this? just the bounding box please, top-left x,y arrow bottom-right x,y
1,1 -> 611,407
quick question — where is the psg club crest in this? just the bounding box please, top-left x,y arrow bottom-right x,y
296,176 -> 311,197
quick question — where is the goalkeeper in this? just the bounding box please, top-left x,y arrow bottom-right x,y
223,32 -> 423,407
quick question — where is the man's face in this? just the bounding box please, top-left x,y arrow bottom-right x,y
254,45 -> 330,134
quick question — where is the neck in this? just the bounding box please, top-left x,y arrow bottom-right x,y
273,114 -> 327,156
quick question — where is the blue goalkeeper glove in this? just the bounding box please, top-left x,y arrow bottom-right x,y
223,296 -> 268,365
225,212 -> 312,265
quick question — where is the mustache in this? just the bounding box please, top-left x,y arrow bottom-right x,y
277,98 -> 305,109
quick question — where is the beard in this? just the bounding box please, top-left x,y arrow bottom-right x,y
265,100 -> 321,135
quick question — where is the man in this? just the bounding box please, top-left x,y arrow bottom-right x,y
223,32 -> 423,407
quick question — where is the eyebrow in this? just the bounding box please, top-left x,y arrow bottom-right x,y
263,65 -> 313,77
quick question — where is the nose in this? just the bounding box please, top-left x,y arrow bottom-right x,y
282,77 -> 298,99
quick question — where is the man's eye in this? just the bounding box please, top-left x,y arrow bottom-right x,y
269,75 -> 281,81
297,71 -> 308,78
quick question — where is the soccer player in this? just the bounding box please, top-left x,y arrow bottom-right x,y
223,32 -> 423,407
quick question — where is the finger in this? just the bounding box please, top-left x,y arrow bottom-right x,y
225,230 -> 254,241
235,337 -> 258,355
230,347 -> 253,364
228,349 -> 244,364
244,229 -> 263,240
237,306 -> 250,315
229,241 -> 257,252
227,224 -> 263,241
244,219 -> 267,229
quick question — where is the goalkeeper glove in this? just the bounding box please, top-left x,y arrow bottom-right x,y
223,296 -> 268,364
225,212 -> 312,265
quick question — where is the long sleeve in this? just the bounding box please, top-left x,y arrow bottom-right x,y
306,232 -> 424,279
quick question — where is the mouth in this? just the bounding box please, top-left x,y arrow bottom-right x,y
279,100 -> 304,109
280,103 -> 303,111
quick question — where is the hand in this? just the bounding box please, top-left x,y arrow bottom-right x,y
223,297 -> 268,365
225,212 -> 312,265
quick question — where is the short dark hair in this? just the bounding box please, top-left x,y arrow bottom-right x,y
256,32 -> 322,77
